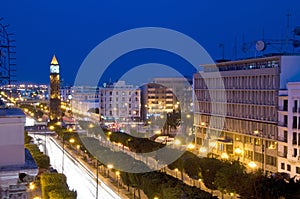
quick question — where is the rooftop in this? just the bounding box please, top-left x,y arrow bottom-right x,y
0,108 -> 25,117
0,149 -> 38,172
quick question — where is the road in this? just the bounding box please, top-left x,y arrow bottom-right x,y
31,133 -> 121,199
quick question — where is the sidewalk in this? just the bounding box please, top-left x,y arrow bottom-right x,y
97,137 -> 237,199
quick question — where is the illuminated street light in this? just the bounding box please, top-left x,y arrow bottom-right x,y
174,139 -> 181,145
116,171 -> 120,192
187,143 -> 195,149
107,164 -> 113,178
174,168 -> 178,178
248,161 -> 257,169
69,138 -> 75,144
234,147 -> 242,154
29,182 -> 35,190
199,147 -> 207,153
49,126 -> 54,131
221,152 -> 229,159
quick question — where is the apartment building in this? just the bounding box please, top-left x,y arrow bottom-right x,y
71,86 -> 99,116
152,77 -> 193,113
278,82 -> 300,178
141,82 -> 177,121
99,81 -> 141,122
194,55 -> 300,174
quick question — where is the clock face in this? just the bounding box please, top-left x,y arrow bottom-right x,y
50,65 -> 59,73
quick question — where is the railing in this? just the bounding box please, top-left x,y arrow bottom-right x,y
278,136 -> 287,143
278,106 -> 288,111
278,151 -> 287,158
278,122 -> 288,127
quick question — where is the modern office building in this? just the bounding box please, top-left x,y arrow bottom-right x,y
0,106 -> 38,198
278,82 -> 300,178
194,55 -> 300,174
99,81 -> 141,122
49,55 -> 61,122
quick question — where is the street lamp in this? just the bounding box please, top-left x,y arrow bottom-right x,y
248,161 -> 257,169
96,160 -> 99,199
254,130 -> 265,174
107,164 -> 113,178
116,171 -> 120,193
234,147 -> 243,160
221,152 -> 229,160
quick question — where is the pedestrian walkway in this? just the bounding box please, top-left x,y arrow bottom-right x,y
95,136 -> 237,199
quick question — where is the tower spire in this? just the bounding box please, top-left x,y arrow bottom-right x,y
51,55 -> 59,65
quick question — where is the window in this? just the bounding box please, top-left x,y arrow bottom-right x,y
284,131 -> 288,143
294,148 -> 298,157
293,132 -> 297,145
287,164 -> 291,171
297,167 -> 300,174
293,117 -> 297,129
281,163 -> 285,170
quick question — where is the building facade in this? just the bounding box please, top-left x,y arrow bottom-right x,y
278,82 -> 300,178
194,55 -> 300,174
152,77 -> 193,113
49,55 -> 61,122
71,86 -> 99,117
99,81 -> 141,122
0,107 -> 38,198
141,83 -> 175,121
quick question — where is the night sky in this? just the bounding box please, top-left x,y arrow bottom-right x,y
1,1 -> 300,85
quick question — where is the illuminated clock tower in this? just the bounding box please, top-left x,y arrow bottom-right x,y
49,55 -> 61,122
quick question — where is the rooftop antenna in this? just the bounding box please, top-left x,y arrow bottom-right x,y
285,9 -> 292,52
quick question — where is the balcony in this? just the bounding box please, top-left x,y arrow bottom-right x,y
278,106 -> 288,112
278,136 -> 287,143
278,151 -> 287,158
278,122 -> 288,127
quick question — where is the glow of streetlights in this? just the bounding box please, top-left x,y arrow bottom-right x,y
199,147 -> 207,153
69,138 -> 75,144
49,126 -> 54,131
221,152 -> 229,159
107,164 -> 114,169
29,182 -> 35,190
187,143 -> 195,149
234,147 -> 242,154
174,139 -> 181,145
248,161 -> 257,168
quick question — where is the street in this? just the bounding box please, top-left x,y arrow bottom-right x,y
31,133 -> 121,199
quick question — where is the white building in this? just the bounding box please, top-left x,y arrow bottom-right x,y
0,107 -> 38,198
278,82 -> 300,178
99,81 -> 141,122
71,86 -> 99,117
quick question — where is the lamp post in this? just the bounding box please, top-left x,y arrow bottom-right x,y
254,130 -> 265,174
107,164 -> 113,179
96,160 -> 99,199
62,132 -> 65,174
116,171 -> 120,193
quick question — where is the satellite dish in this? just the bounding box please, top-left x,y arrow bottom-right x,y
255,40 -> 267,51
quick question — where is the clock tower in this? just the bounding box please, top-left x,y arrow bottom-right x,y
49,55 -> 61,122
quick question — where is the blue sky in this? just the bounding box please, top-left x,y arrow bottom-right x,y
1,0 -> 300,85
